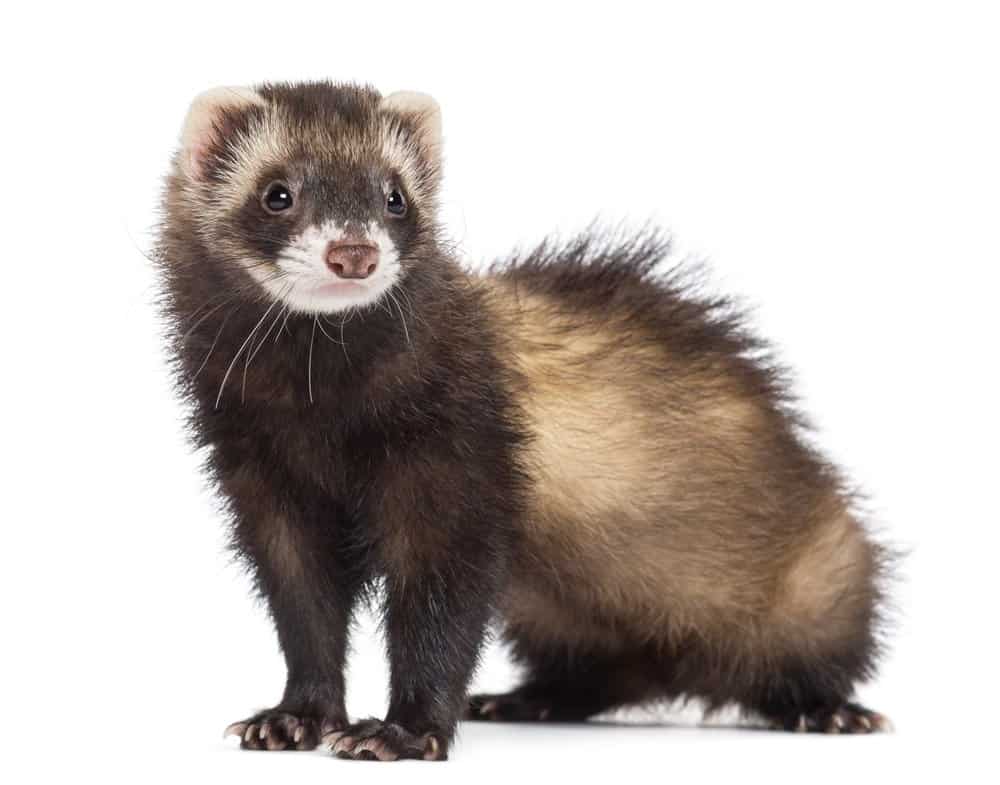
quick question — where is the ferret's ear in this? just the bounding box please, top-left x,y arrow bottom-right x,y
381,91 -> 442,166
179,86 -> 265,179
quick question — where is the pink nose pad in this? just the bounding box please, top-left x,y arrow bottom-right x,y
325,240 -> 379,279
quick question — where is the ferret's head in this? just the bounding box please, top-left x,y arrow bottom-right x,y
171,82 -> 442,313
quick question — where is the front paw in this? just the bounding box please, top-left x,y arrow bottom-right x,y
225,710 -> 344,751
325,719 -> 447,761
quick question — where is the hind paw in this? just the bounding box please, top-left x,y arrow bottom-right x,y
465,691 -> 557,722
771,703 -> 893,734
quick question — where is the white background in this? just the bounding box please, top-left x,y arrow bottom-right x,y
3,2 -> 998,782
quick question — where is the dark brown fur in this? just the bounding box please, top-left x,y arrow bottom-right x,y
155,82 -> 892,761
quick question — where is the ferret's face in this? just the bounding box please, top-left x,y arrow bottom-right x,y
175,83 -> 442,314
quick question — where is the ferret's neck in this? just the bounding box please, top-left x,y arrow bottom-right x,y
178,262 -> 459,413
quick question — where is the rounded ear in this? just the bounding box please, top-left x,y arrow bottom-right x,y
180,86 -> 265,179
381,90 -> 442,166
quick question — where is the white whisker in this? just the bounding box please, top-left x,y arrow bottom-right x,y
181,298 -> 231,343
215,296 -> 283,409
193,306 -> 238,382
308,315 -> 318,404
243,284 -> 293,401
338,310 -> 352,365
387,289 -> 412,350
277,302 -> 294,341
316,317 -> 343,345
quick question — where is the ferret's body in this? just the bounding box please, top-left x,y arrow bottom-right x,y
479,241 -> 884,720
156,81 -> 890,761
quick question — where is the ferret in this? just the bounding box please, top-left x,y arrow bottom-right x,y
155,81 -> 893,761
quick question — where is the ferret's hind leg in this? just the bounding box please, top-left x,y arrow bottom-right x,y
465,644 -> 665,723
744,510 -> 893,734
742,648 -> 892,734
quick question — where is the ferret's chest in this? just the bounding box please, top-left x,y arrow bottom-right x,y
238,398 -> 420,502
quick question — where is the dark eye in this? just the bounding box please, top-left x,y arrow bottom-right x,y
386,188 -> 407,217
263,182 -> 294,213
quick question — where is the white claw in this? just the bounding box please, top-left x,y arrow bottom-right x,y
293,726 -> 304,744
265,734 -> 286,751
356,738 -> 396,761
795,715 -> 807,732
244,724 -> 257,743
872,714 -> 895,733
224,722 -> 248,740
423,735 -> 442,761
322,730 -> 344,749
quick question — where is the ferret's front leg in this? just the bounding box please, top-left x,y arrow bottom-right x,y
329,572 -> 494,761
329,446 -> 517,762
218,457 -> 361,751
226,568 -> 356,751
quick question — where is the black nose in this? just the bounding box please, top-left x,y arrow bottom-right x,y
325,240 -> 379,279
